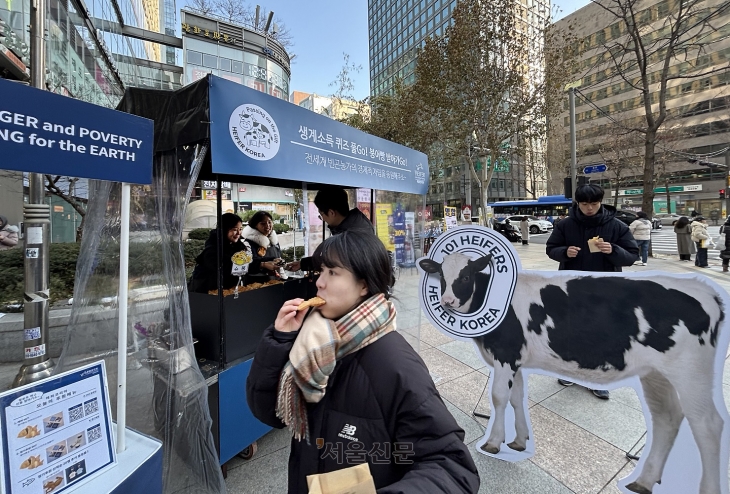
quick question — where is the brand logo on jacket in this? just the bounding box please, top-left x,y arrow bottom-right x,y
417,225 -> 520,338
229,104 -> 280,161
338,424 -> 358,442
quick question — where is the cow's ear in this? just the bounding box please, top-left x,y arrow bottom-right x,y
419,259 -> 441,273
469,254 -> 492,272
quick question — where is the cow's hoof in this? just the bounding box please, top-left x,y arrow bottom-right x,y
625,482 -> 652,494
507,441 -> 526,452
481,443 -> 500,454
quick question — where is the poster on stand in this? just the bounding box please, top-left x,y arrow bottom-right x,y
375,204 -> 394,252
404,212 -> 415,265
444,206 -> 458,230
356,189 -> 372,221
0,361 -> 115,494
393,205 -> 406,264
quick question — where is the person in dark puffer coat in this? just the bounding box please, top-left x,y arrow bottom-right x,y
286,186 -> 374,272
247,232 -> 479,494
546,186 -> 639,272
545,184 -> 639,399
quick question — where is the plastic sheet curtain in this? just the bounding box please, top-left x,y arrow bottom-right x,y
55,142 -> 226,494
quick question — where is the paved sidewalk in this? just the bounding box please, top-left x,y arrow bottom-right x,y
225,243 -> 730,493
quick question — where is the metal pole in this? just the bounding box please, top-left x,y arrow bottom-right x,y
569,88 -> 577,198
725,147 -> 730,219
465,164 -> 471,221
14,0 -> 54,387
116,183 -> 131,453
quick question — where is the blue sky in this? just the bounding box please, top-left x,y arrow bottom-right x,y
183,0 -> 591,101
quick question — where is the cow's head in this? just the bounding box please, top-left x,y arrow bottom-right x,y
419,253 -> 492,312
239,113 -> 254,131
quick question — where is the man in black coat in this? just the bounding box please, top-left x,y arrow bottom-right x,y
287,186 -> 375,272
545,184 -> 639,398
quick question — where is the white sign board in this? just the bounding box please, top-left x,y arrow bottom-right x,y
444,206 -> 458,230
0,361 -> 116,494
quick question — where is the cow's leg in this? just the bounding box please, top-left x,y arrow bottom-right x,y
507,369 -> 529,452
626,371 -> 683,494
670,372 -> 724,494
481,362 -> 514,454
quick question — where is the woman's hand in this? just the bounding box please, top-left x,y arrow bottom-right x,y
275,299 -> 306,333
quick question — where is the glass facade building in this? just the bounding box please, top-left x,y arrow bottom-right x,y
1,0 -> 181,107
368,0 -> 458,97
181,10 -> 290,101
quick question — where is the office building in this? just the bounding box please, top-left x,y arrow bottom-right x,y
551,0 -> 730,215
181,10 -> 291,101
368,0 -> 550,215
295,92 -> 368,120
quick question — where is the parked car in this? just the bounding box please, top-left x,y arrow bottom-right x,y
506,215 -> 553,234
615,210 -> 662,230
655,213 -> 683,226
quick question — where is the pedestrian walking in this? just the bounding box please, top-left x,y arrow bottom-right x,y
0,216 -> 19,250
629,212 -> 652,266
674,216 -> 694,261
720,217 -> 730,272
246,232 -> 480,493
546,184 -> 639,399
519,216 -> 529,245
690,216 -> 710,268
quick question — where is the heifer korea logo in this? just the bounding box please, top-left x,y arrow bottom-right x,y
229,104 -> 280,161
417,225 -> 520,338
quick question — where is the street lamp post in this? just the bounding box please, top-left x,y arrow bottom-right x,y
13,0 -> 55,387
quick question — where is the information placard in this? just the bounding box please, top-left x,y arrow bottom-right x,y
0,362 -> 115,494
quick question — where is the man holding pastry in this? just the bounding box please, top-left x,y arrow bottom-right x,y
546,184 -> 640,399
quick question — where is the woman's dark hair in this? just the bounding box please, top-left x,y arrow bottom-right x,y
0,216 -> 6,230
314,186 -> 350,216
248,211 -> 273,228
675,216 -> 690,229
637,211 -> 648,219
724,216 -> 730,226
219,213 -> 242,232
313,231 -> 392,299
574,184 -> 604,203
695,215 -> 705,222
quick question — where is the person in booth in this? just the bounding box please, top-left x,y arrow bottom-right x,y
243,211 -> 286,281
247,231 -> 479,493
286,186 -> 374,272
188,213 -> 252,293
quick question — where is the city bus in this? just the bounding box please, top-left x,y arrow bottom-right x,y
489,195 -> 572,222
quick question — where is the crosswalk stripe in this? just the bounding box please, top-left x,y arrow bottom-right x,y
650,227 -> 722,254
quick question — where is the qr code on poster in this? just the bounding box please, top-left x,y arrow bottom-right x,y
68,404 -> 84,423
87,425 -> 101,442
84,398 -> 98,416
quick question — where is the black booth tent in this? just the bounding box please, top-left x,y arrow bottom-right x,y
56,77 -> 428,493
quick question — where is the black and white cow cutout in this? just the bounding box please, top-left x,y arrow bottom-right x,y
417,225 -> 730,494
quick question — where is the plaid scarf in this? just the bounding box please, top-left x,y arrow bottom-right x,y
275,293 -> 396,442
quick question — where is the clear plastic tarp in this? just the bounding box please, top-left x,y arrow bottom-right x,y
307,188 -> 429,352
55,143 -> 226,494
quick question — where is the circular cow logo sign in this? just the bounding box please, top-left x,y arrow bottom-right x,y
229,104 -> 280,160
417,225 -> 521,338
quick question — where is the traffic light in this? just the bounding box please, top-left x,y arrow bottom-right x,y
720,189 -> 726,199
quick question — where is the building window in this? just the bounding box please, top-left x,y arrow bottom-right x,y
220,58 -> 231,72
187,51 -> 202,65
202,54 -> 217,69
232,60 -> 243,74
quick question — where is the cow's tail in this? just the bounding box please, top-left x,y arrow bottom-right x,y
711,295 -> 724,347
